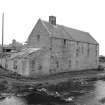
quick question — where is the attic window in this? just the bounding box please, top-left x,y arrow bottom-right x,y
37,34 -> 40,41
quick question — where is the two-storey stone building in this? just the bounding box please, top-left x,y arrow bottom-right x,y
26,16 -> 99,74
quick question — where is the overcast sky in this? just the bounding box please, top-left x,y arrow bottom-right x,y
0,0 -> 105,55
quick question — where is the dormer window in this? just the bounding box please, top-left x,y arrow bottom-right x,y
37,34 -> 40,41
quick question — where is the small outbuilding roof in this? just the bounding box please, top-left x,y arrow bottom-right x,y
10,48 -> 40,59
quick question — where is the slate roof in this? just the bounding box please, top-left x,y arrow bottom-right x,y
42,20 -> 98,44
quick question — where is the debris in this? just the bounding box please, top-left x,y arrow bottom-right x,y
65,97 -> 73,102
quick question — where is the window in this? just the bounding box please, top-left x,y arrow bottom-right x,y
76,60 -> 79,67
76,48 -> 79,57
76,42 -> 79,57
68,60 -> 71,68
13,60 -> 17,70
5,63 -> 8,69
87,44 -> 90,56
31,59 -> 35,70
82,45 -> 84,54
56,61 -> 59,68
96,45 -> 98,56
95,46 -> 98,65
37,34 -> 40,41
38,64 -> 42,70
5,59 -> 8,69
64,39 -> 66,45
63,39 -> 66,47
50,56 -> 54,63
22,60 -> 26,72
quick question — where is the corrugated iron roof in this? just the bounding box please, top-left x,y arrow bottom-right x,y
42,20 -> 98,44
10,48 -> 40,59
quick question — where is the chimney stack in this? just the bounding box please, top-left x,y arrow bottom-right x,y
49,16 -> 56,25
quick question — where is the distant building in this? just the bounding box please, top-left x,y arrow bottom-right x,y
0,39 -> 24,53
0,40 -> 24,71
9,39 -> 24,51
26,16 -> 99,74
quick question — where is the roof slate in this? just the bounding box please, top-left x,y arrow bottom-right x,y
42,20 -> 98,44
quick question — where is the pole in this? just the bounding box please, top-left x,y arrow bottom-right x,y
2,13 -> 4,51
1,13 -> 4,67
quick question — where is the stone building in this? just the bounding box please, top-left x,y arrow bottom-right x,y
0,16 -> 99,77
2,48 -> 50,76
27,16 -> 99,74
